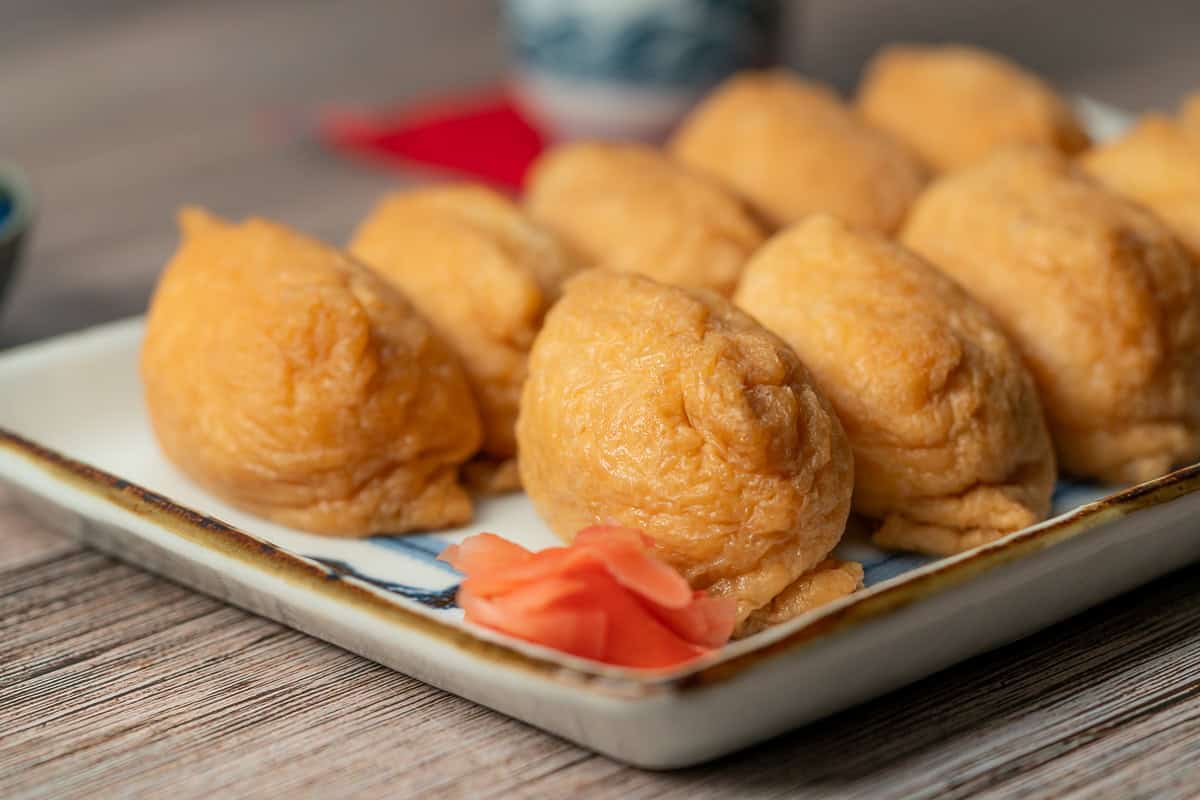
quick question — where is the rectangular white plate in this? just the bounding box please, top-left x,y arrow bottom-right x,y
5,102 -> 1199,769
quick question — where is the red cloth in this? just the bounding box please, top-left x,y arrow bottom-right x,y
321,90 -> 546,191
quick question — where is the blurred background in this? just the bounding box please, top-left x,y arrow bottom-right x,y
1,0 -> 1198,347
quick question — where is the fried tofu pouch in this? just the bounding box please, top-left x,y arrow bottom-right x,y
524,143 -> 765,297
142,209 -> 482,536
1182,93 -> 1200,133
858,44 -> 1090,173
669,71 -> 927,233
1080,114 -> 1200,260
517,270 -> 858,636
902,148 -> 1200,484
736,215 -> 1056,556
349,185 -> 577,492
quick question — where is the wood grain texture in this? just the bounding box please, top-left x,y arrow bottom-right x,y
2,2 -> 1200,797
4,484 -> 1200,800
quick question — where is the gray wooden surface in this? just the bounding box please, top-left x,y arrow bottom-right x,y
2,2 -> 1200,797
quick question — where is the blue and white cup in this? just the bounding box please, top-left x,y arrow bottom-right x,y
503,0 -> 782,142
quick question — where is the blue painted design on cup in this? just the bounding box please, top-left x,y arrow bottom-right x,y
503,0 -> 782,140
505,0 -> 779,88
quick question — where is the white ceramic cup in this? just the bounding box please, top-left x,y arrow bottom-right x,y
503,0 -> 782,142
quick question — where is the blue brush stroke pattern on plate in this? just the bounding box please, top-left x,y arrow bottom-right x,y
298,480 -> 1116,614
311,556 -> 460,610
370,533 -> 463,577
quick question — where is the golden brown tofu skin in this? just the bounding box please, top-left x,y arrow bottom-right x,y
349,184 -> 577,490
739,559 -> 863,636
1080,114 -> 1200,260
669,70 -> 927,232
858,44 -> 1090,173
1182,93 -> 1200,134
524,143 -> 765,296
517,270 -> 855,634
142,208 -> 482,536
901,148 -> 1200,484
736,215 -> 1056,556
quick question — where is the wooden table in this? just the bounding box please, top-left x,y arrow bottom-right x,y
3,2 -> 1200,797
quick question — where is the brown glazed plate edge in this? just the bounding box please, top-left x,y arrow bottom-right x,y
2,425 -> 1197,698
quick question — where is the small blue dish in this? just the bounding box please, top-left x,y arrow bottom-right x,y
0,163 -> 33,317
